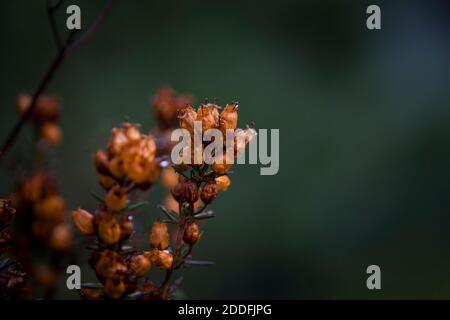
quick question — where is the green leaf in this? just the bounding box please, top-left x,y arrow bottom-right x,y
184,259 -> 215,266
81,283 -> 103,289
90,191 -> 105,203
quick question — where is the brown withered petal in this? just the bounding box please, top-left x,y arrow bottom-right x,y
183,221 -> 201,245
150,221 -> 170,250
103,278 -> 126,300
219,103 -> 238,135
200,181 -> 219,204
119,215 -> 134,240
71,208 -> 95,235
129,254 -> 151,277
105,186 -> 128,211
147,249 -> 173,269
98,214 -> 121,245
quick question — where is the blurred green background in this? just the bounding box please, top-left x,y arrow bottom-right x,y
1,0 -> 450,299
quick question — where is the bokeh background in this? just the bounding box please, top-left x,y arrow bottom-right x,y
1,0 -> 450,299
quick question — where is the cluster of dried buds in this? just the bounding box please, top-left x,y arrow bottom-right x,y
72,122 -> 171,299
0,199 -> 27,299
16,93 -> 63,146
11,172 -> 73,255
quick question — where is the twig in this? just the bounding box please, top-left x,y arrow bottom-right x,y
47,0 -> 66,49
0,0 -> 116,162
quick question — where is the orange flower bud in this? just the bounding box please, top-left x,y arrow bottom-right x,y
107,127 -> 129,156
94,150 -> 110,175
161,167 -> 178,190
215,175 -> 231,191
200,181 -> 218,204
147,249 -> 173,269
129,254 -> 151,276
103,278 -> 126,300
99,174 -> 116,191
94,250 -> 120,279
40,122 -> 62,146
150,221 -> 169,250
16,93 -> 31,115
197,104 -> 219,132
108,156 -> 126,180
119,216 -> 134,240
183,221 -> 200,245
20,172 -> 45,202
98,214 -> 121,245
34,195 -> 66,220
211,153 -> 233,175
49,223 -> 73,251
71,208 -> 95,235
105,186 -> 127,211
178,105 -> 197,134
171,179 -> 199,204
219,103 -> 238,135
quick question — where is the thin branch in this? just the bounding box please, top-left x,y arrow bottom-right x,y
47,0 -> 66,49
0,0 -> 116,161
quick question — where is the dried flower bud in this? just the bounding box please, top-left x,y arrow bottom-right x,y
16,93 -> 31,114
34,195 -> 65,220
99,174 -> 116,191
150,221 -> 169,250
0,199 -> 16,227
107,127 -> 129,156
20,173 -> 46,202
108,156 -> 126,180
40,122 -> 62,146
94,150 -> 110,175
94,250 -> 120,279
234,127 -> 257,158
161,167 -> 178,190
71,208 -> 95,235
80,288 -> 103,300
147,249 -> 173,269
49,223 -> 73,251
197,104 -> 219,132
153,85 -> 177,128
171,179 -> 199,204
200,181 -> 218,204
211,154 -> 233,175
183,221 -> 201,245
105,186 -> 128,211
178,105 -> 197,134
120,216 -> 134,240
219,103 -> 238,135
129,254 -> 151,276
215,175 -> 231,191
98,214 -> 121,245
103,278 -> 126,299
34,95 -> 61,123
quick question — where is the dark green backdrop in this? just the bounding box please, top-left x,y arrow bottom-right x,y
1,0 -> 450,298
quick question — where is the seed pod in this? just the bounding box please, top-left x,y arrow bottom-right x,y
103,278 -> 126,300
40,122 -> 62,146
98,214 -> 121,245
183,221 -> 200,245
147,249 -> 173,269
215,175 -> 231,191
129,254 -> 151,276
94,250 -> 119,279
119,215 -> 134,240
71,208 -> 95,235
200,181 -> 218,204
149,221 -> 169,250
219,103 -> 238,135
108,156 -> 126,180
105,186 -> 127,211
99,174 -> 116,191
